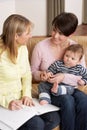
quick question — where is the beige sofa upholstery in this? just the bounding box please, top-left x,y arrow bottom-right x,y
27,36 -> 87,130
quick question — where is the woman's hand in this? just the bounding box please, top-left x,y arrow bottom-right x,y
21,96 -> 34,106
8,100 -> 22,110
48,73 -> 64,83
77,79 -> 85,86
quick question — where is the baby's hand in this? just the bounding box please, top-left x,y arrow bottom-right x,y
47,72 -> 53,79
40,71 -> 48,81
40,71 -> 53,81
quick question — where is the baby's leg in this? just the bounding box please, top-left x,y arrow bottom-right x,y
40,100 -> 48,105
39,92 -> 51,105
52,84 -> 67,96
38,82 -> 52,105
58,84 -> 74,95
52,84 -> 74,96
39,99 -> 49,105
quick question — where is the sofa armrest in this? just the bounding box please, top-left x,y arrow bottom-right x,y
32,83 -> 39,98
78,85 -> 87,94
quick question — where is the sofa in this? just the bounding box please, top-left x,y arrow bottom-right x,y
27,36 -> 87,130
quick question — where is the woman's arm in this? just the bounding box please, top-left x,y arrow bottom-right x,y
31,44 -> 43,82
48,73 -> 64,84
80,55 -> 86,67
21,46 -> 32,98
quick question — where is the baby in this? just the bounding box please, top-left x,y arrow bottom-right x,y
39,44 -> 87,105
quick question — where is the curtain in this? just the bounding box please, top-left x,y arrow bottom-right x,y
47,0 -> 65,36
82,0 -> 87,24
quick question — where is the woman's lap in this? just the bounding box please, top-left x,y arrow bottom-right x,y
73,89 -> 87,103
18,89 -> 87,130
73,89 -> 87,130
51,89 -> 87,130
40,111 -> 60,130
51,94 -> 75,130
18,115 -> 45,130
18,111 -> 60,130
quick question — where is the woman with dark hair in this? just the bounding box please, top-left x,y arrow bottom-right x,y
31,12 -> 87,130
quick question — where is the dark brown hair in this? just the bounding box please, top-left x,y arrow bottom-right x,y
52,12 -> 78,36
65,44 -> 84,60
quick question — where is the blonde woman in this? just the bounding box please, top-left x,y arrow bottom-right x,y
0,14 -> 59,130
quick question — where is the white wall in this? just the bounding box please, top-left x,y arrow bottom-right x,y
0,0 -> 83,36
15,0 -> 83,36
65,0 -> 83,25
0,0 -> 15,34
15,0 -> 47,36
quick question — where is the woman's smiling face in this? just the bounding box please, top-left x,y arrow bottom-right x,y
51,28 -> 68,45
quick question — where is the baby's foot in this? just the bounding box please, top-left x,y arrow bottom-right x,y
51,82 -> 58,93
40,100 -> 49,105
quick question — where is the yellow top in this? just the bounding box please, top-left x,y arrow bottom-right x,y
0,41 -> 32,108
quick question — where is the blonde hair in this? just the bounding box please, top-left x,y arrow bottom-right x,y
0,14 -> 34,63
65,44 -> 84,60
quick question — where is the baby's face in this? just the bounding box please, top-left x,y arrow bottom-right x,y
63,50 -> 80,68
